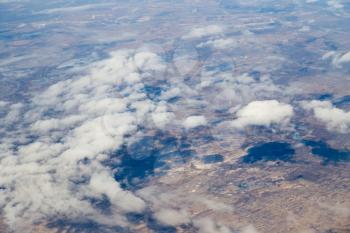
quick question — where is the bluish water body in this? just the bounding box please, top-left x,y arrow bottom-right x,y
248,70 -> 261,81
303,140 -> 350,165
333,95 -> 350,107
47,219 -> 126,233
146,217 -> 177,233
206,62 -> 232,72
251,22 -> 281,35
89,195 -> 112,215
284,15 -> 298,22
202,154 -> 224,164
238,182 -> 249,190
113,138 -> 160,189
324,41 -> 338,50
143,85 -> 163,101
167,96 -> 181,103
286,169 -> 320,182
317,93 -> 333,100
241,142 -> 295,164
111,135 -> 195,189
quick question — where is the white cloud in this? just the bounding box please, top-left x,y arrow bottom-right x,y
322,51 -> 337,60
151,102 -> 175,128
241,225 -> 260,233
197,38 -> 237,50
37,3 -> 115,14
195,72 -> 283,111
299,26 -> 310,32
231,100 -> 294,129
3,103 -> 23,125
182,25 -> 224,39
327,0 -> 344,9
193,217 -> 231,233
301,100 -> 350,133
0,100 -> 8,108
137,185 -> 235,232
183,115 -> 208,129
322,51 -> 350,67
133,51 -> 166,71
0,50 -> 173,232
197,198 -> 233,213
154,208 -> 190,226
337,51 -> 350,64
89,171 -> 145,213
160,87 -> 182,101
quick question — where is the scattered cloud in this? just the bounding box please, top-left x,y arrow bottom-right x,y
318,202 -> 350,218
1,1 -> 349,232
193,217 -> 231,233
138,185 -> 234,231
182,25 -> 224,39
0,50 -> 172,232
37,3 -> 115,14
322,51 -> 350,67
197,198 -> 234,213
153,208 -> 190,226
306,0 -> 319,3
241,225 -> 260,233
299,26 -> 311,32
152,102 -> 175,128
327,0 -> 344,9
183,115 -> 208,129
301,100 -> 350,133
337,51 -> 350,64
195,72 -> 284,111
231,100 -> 294,129
197,38 -> 237,50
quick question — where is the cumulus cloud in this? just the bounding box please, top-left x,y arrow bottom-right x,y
153,208 -> 190,226
151,102 -> 175,128
183,115 -> 208,129
195,72 -> 283,111
160,87 -> 182,102
3,102 -> 23,125
337,51 -> 350,64
301,100 -> 350,133
322,51 -> 350,67
0,100 -> 8,108
241,225 -> 260,233
137,185 -> 234,231
89,171 -> 146,213
197,38 -> 237,50
231,100 -> 294,129
197,198 -> 233,213
327,0 -> 344,9
182,25 -> 224,39
0,50 -> 173,232
193,217 -> 231,233
307,0 -> 343,9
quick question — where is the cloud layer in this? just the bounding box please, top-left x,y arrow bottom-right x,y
0,50 -> 173,232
